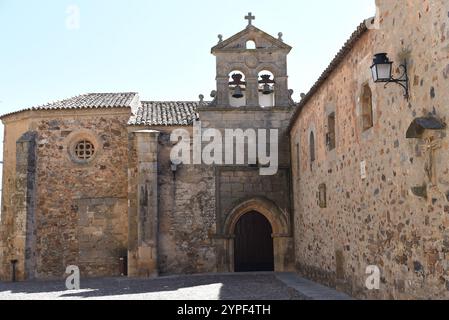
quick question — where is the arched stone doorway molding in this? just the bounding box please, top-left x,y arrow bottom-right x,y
221,197 -> 293,272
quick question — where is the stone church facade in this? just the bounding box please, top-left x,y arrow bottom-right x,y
1,0 -> 449,300
0,18 -> 295,281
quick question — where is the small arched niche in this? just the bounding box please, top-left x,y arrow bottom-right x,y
258,70 -> 275,107
228,70 -> 246,107
309,131 -> 316,170
246,40 -> 256,50
360,84 -> 373,132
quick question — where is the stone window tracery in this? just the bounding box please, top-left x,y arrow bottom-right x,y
74,140 -> 95,161
65,130 -> 101,165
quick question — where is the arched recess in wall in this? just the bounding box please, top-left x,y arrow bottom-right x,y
294,134 -> 301,180
326,112 -> 336,151
309,131 -> 316,170
361,83 -> 374,132
258,70 -> 275,107
228,70 -> 246,107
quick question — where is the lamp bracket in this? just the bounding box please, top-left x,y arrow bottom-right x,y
383,61 -> 409,100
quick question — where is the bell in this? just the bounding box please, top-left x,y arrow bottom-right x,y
232,85 -> 244,99
262,83 -> 272,95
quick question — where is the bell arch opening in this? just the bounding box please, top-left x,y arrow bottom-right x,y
228,70 -> 247,107
246,40 -> 256,50
258,70 -> 275,107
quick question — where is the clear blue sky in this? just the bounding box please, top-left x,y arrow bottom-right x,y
0,0 -> 375,158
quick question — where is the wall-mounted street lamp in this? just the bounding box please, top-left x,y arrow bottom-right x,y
370,53 -> 409,100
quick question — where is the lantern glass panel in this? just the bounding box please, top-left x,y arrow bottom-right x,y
371,64 -> 378,82
377,62 -> 392,81
371,62 -> 392,82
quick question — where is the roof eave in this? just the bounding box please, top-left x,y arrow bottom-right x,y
287,22 -> 369,133
0,106 -> 132,122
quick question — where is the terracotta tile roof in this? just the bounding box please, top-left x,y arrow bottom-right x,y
0,92 -> 138,119
129,101 -> 207,126
288,22 -> 369,132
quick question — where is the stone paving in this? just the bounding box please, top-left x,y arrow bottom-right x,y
275,273 -> 353,300
0,272 -> 351,300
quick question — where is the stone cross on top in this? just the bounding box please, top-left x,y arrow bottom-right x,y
245,12 -> 255,27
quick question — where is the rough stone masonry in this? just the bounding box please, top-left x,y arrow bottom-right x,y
1,0 -> 449,300
289,0 -> 449,299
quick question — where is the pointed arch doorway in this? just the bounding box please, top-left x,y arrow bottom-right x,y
234,211 -> 274,272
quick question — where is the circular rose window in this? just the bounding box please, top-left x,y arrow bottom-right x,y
74,140 -> 95,161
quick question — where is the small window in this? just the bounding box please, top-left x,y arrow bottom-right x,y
361,84 -> 373,131
75,140 -> 95,161
309,131 -> 315,170
246,40 -> 256,49
318,183 -> 327,208
326,112 -> 336,151
66,130 -> 101,165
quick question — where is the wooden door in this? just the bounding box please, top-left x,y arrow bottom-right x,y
234,212 -> 274,272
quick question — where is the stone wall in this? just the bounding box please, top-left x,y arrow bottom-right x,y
290,0 -> 449,299
216,167 -> 291,230
199,106 -> 295,272
199,107 -> 293,166
128,126 -> 217,276
0,131 -> 38,281
1,109 -> 131,279
127,104 -> 296,275
0,117 -> 34,280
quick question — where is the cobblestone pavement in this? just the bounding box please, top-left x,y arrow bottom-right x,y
0,273 -> 306,300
